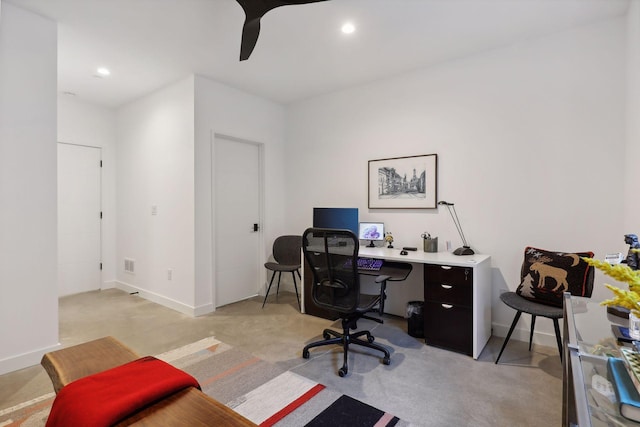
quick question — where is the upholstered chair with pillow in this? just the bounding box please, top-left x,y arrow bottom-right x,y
495,247 -> 595,364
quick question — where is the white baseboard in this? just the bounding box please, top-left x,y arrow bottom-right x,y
101,280 -> 116,289
194,302 -> 215,316
114,281 -> 213,317
0,342 -> 61,376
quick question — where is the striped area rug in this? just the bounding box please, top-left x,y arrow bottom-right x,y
165,337 -> 326,426
1,337 -> 402,426
306,395 -> 400,426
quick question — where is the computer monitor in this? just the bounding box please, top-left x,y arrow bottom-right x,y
358,222 -> 385,247
312,207 -> 359,236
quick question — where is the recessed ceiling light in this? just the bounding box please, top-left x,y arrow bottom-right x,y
96,67 -> 111,77
341,22 -> 355,34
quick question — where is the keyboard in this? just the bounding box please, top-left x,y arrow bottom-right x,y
344,257 -> 384,271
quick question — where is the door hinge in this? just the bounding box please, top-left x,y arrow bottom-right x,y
100,262 -> 103,270
100,211 -> 103,219
100,160 -> 103,167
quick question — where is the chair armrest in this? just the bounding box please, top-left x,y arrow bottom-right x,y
372,275 -> 392,315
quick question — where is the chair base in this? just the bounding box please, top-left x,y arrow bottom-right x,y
302,315 -> 390,377
495,310 -> 562,364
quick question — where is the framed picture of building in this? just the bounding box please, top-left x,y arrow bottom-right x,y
368,154 -> 438,209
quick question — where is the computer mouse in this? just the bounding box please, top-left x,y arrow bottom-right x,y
400,250 -> 408,255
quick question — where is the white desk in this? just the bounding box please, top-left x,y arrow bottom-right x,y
359,246 -> 490,268
302,247 -> 492,359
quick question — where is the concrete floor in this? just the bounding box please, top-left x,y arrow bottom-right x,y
0,288 -> 341,410
0,288 -> 563,424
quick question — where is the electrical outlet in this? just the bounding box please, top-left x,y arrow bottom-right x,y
167,269 -> 172,280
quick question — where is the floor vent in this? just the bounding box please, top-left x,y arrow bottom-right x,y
124,258 -> 135,274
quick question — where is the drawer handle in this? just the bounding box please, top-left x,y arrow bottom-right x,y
440,265 -> 452,270
441,284 -> 452,289
441,304 -> 453,309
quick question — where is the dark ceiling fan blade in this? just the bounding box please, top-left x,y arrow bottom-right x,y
235,0 -> 330,61
240,18 -> 261,61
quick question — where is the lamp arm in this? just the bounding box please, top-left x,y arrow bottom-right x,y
446,205 -> 469,247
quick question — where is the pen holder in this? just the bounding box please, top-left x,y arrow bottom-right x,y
423,237 -> 438,253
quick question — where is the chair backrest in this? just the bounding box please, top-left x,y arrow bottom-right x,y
272,235 -> 302,266
302,228 -> 360,313
583,266 -> 595,298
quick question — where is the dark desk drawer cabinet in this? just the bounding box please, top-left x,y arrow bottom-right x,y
424,277 -> 472,306
424,264 -> 473,355
423,301 -> 472,354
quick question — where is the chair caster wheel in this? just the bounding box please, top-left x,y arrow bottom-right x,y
383,357 -> 390,365
367,335 -> 375,343
302,350 -> 309,359
323,332 -> 331,340
338,367 -> 348,377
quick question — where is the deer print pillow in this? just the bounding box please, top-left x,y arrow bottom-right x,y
516,247 -> 595,307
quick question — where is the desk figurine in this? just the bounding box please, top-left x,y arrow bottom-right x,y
385,232 -> 394,249
624,234 -> 640,270
606,234 -> 640,318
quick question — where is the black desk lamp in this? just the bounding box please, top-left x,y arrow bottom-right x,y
438,201 -> 474,255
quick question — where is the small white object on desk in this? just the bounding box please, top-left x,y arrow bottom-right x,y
606,253 -> 624,265
592,374 -> 616,401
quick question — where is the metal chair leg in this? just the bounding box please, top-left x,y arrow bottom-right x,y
262,271 -> 277,308
292,271 -> 301,310
553,319 -> 563,361
495,311 -> 522,364
529,315 -> 537,351
275,272 -> 282,301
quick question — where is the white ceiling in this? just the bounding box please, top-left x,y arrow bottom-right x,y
6,0 -> 630,108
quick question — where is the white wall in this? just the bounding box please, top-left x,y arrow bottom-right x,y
625,1 -> 640,230
58,96 -> 117,289
114,74 -> 286,315
193,75 -> 286,310
286,18 -> 627,346
115,77 -> 196,314
0,2 -> 58,374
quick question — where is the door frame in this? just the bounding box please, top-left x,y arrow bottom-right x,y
210,132 -> 265,309
57,141 -> 103,295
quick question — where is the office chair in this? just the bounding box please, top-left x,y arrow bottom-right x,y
301,228 -> 392,377
495,247 -> 594,364
262,235 -> 302,309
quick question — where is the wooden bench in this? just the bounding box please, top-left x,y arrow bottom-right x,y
41,336 -> 256,426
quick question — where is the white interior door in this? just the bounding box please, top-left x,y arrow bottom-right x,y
214,135 -> 262,307
58,143 -> 101,296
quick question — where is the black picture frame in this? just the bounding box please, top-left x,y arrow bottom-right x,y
368,154 -> 438,209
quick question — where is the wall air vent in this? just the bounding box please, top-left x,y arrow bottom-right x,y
124,258 -> 135,274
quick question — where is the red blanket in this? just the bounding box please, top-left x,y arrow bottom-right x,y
45,356 -> 200,427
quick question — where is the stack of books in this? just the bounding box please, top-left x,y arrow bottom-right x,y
608,348 -> 640,422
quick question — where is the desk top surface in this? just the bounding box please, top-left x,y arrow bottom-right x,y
358,246 -> 490,267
